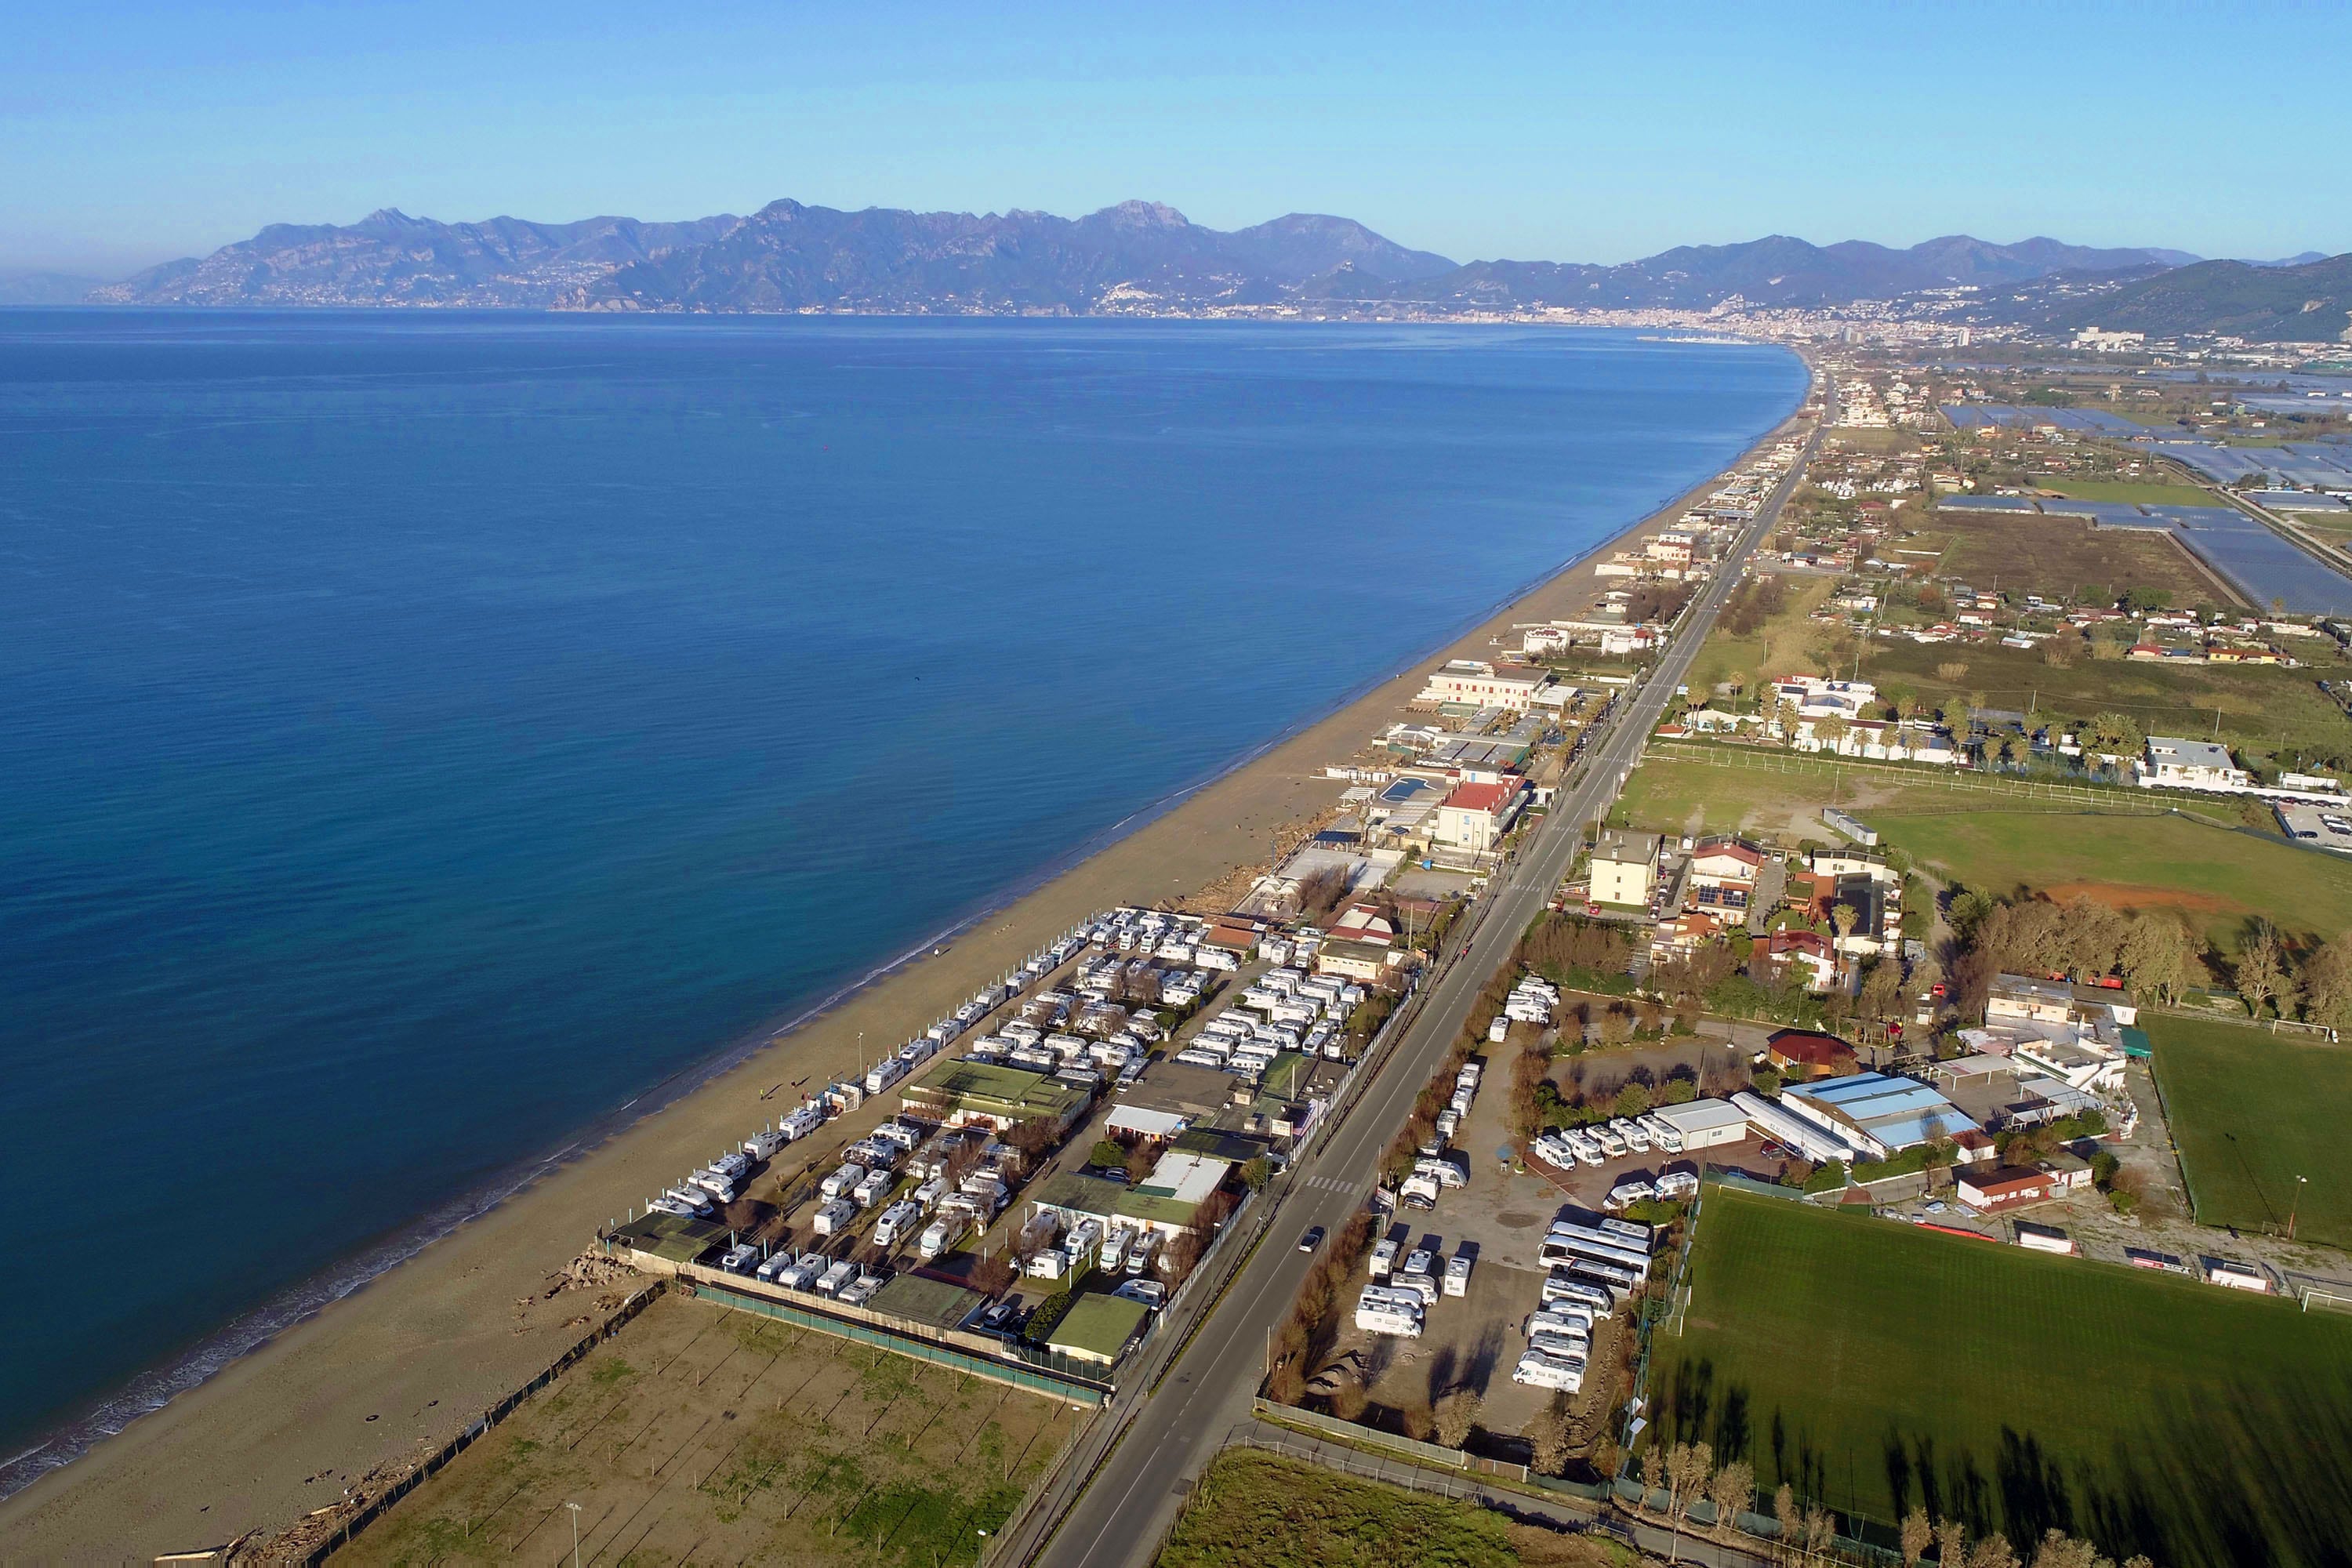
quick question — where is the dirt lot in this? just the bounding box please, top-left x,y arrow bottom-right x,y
339,1291 -> 1080,1568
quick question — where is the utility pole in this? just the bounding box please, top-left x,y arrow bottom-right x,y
566,1501 -> 583,1568
2291,1174 -> 2308,1242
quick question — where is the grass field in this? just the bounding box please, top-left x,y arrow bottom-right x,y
2045,480 -> 2219,506
1613,753 -> 2117,843
1653,1189 -> 2352,1564
1923,508 -> 2216,603
343,1292 -> 1078,1568
1880,804 -> 2352,955
1684,575 -> 1836,703
2151,1015 -> 2352,1249
1859,637 -> 2350,764
1154,1449 -> 1622,1568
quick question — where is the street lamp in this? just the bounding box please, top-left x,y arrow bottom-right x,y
565,1500 -> 583,1568
2291,1174 -> 2309,1242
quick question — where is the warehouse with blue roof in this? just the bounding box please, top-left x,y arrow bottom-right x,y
1780,1072 -> 1981,1160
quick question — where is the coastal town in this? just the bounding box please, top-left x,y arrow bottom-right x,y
179,320 -> 2352,1568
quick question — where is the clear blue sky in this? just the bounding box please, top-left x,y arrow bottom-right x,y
7,0 -> 2348,276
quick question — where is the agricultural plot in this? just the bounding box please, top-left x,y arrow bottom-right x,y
1880,804 -> 2352,956
1917,508 -> 2215,604
1653,1189 -> 2352,1565
2151,1014 -> 2352,1249
1611,753 -> 2070,842
341,1291 -> 1079,1568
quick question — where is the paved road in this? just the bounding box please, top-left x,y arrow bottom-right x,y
1030,395 -> 1828,1568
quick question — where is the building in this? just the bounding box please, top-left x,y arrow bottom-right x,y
1762,929 -> 1837,991
1434,777 -> 1526,855
1766,1029 -> 1857,1079
1770,675 -> 1878,722
1417,659 -> 1554,710
1688,837 -> 1766,912
1780,1072 -> 1982,1160
1957,1163 -> 2057,1212
902,1060 -> 1091,1135
1134,1149 -> 1233,1208
1590,829 -> 1661,908
1044,1294 -> 1152,1368
1652,909 -> 1726,960
1968,974 -> 2133,1093
1654,1098 -> 1750,1150
2138,736 -> 2249,791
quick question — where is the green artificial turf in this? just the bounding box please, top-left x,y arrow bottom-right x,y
1651,1188 -> 2352,1564
2151,1014 -> 2352,1248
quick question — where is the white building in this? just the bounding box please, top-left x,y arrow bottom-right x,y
2138,737 -> 2248,791
1418,659 -> 1554,710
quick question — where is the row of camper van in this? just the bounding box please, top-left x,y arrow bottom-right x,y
1022,1214 -> 1168,1283
1515,1226 -> 1615,1393
720,1246 -> 887,1308
1512,1294 -> 1601,1392
1530,1108 -> 1697,1168
1397,1145 -> 1468,1212
655,1099 -> 855,1218
1488,975 -> 1560,1042
1356,1240 -> 1475,1337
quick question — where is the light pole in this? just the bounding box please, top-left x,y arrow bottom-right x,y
2290,1174 -> 2308,1242
565,1500 -> 582,1568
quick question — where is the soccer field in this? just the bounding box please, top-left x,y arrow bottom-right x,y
1652,1188 -> 2352,1565
2151,1014 -> 2352,1249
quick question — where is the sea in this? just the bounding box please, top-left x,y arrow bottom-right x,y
0,311 -> 1804,1488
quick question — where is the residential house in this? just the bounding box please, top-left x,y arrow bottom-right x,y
1766,1029 -> 1857,1080
2136,737 -> 2249,792
1687,837 -> 1766,913
1589,829 -> 1662,909
1762,928 -> 1838,991
1417,659 -> 1554,711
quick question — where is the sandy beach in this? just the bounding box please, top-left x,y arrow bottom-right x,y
0,387 -> 1806,1558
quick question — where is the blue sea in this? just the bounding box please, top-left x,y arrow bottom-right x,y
0,311 -> 1802,1483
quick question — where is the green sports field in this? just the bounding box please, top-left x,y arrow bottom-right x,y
2151,1014 -> 2352,1248
1652,1188 -> 2352,1564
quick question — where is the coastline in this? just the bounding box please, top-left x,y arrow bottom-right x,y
0,361 -> 1810,1555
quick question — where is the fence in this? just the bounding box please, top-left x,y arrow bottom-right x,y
688,1279 -> 1112,1404
1647,739 -> 2169,812
306,1280 -> 668,1563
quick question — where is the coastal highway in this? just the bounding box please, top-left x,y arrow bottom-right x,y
1029,395 -> 1827,1566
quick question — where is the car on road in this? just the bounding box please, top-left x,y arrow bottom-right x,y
1298,1225 -> 1325,1253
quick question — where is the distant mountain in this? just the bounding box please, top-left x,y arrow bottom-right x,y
0,270 -> 109,305
2050,252 -> 2352,343
2245,251 -> 2329,268
86,201 -> 2227,318
92,209 -> 745,307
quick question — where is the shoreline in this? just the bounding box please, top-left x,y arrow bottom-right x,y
0,356 -> 1811,1555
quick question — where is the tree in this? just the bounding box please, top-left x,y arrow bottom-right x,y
1615,1081 -> 1655,1118
1433,1388 -> 1481,1449
2118,912 -> 2198,1004
2083,710 -> 2145,762
2028,1530 -> 2114,1568
1642,1443 -> 1666,1504
1861,956 -> 1905,1022
1529,1393 -> 1573,1475
2234,922 -> 2295,1019
1901,1506 -> 1933,1566
1709,1458 -> 1755,1537
2303,931 -> 2352,1033
1936,1519 -> 1969,1567
1664,1440 -> 1713,1554
1832,903 -> 1860,948
1238,1156 -> 1272,1192
968,1252 -> 1015,1297
1966,1534 -> 2021,1568
1805,1505 -> 1837,1563
1774,1486 -> 1800,1566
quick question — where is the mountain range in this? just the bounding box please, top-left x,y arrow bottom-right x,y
2048,252 -> 2352,343
88,199 -> 2212,319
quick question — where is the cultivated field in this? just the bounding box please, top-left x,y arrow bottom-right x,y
2045,480 -> 2218,506
1881,804 -> 2352,954
341,1292 -> 1080,1568
1924,507 -> 2216,602
1683,575 -> 1835,702
2151,1014 -> 2352,1249
1652,1188 -> 2352,1565
1153,1448 -> 1623,1568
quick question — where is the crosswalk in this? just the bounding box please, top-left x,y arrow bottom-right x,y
1298,1172 -> 1372,1197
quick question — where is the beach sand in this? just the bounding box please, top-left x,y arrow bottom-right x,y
0,403 -> 1807,1557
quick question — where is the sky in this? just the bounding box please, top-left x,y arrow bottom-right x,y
7,0 -> 2350,277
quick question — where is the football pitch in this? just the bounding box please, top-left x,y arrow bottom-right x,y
1651,1188 -> 2352,1565
2151,1014 -> 2352,1249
